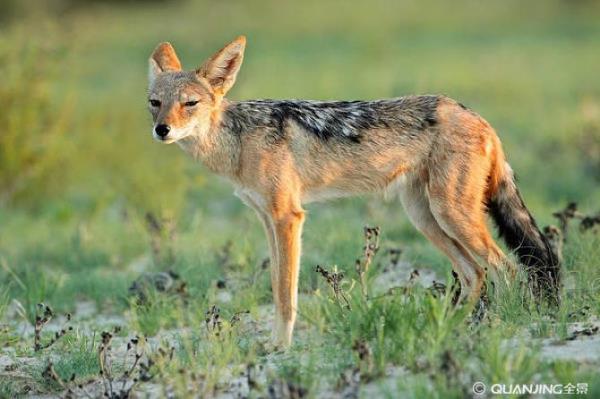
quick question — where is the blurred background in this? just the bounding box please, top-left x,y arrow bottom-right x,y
1,0 -> 599,314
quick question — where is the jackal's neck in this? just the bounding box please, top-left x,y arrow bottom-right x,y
176,105 -> 241,178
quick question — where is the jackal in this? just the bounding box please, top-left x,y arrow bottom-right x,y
147,36 -> 560,347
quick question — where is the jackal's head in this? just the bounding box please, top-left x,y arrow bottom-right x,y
147,36 -> 246,143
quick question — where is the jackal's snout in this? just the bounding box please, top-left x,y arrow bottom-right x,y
154,124 -> 171,139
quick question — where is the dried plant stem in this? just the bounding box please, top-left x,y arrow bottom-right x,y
355,226 -> 380,300
34,304 -> 72,352
315,265 -> 351,310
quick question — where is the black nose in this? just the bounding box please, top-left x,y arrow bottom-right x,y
155,124 -> 171,138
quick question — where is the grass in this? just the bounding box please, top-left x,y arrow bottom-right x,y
1,229 -> 600,396
1,0 -> 600,397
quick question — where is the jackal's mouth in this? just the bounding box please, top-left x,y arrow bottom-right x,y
154,135 -> 176,144
151,130 -> 175,143
152,126 -> 191,144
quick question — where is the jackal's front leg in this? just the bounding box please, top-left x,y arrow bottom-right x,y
235,192 -> 279,306
271,206 -> 305,347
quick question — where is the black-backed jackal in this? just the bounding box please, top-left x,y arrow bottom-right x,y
147,36 -> 560,348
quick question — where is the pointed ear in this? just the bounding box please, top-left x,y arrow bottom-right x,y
196,35 -> 246,95
149,42 -> 182,82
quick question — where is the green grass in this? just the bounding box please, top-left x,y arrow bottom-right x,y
1,0 -> 600,397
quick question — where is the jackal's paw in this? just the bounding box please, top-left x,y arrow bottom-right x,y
265,340 -> 287,354
271,317 -> 294,350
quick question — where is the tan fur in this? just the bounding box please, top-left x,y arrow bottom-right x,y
147,37 -> 520,347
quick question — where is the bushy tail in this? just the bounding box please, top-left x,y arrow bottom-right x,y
488,162 -> 561,304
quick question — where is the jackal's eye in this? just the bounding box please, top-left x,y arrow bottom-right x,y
183,100 -> 199,107
149,99 -> 161,107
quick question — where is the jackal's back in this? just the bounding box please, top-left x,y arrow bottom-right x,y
222,95 -> 440,143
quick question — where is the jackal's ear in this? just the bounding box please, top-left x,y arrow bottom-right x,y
149,42 -> 182,82
196,35 -> 246,95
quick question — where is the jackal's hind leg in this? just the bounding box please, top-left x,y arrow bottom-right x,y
431,208 -> 515,296
399,180 -> 485,302
426,164 -> 516,288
